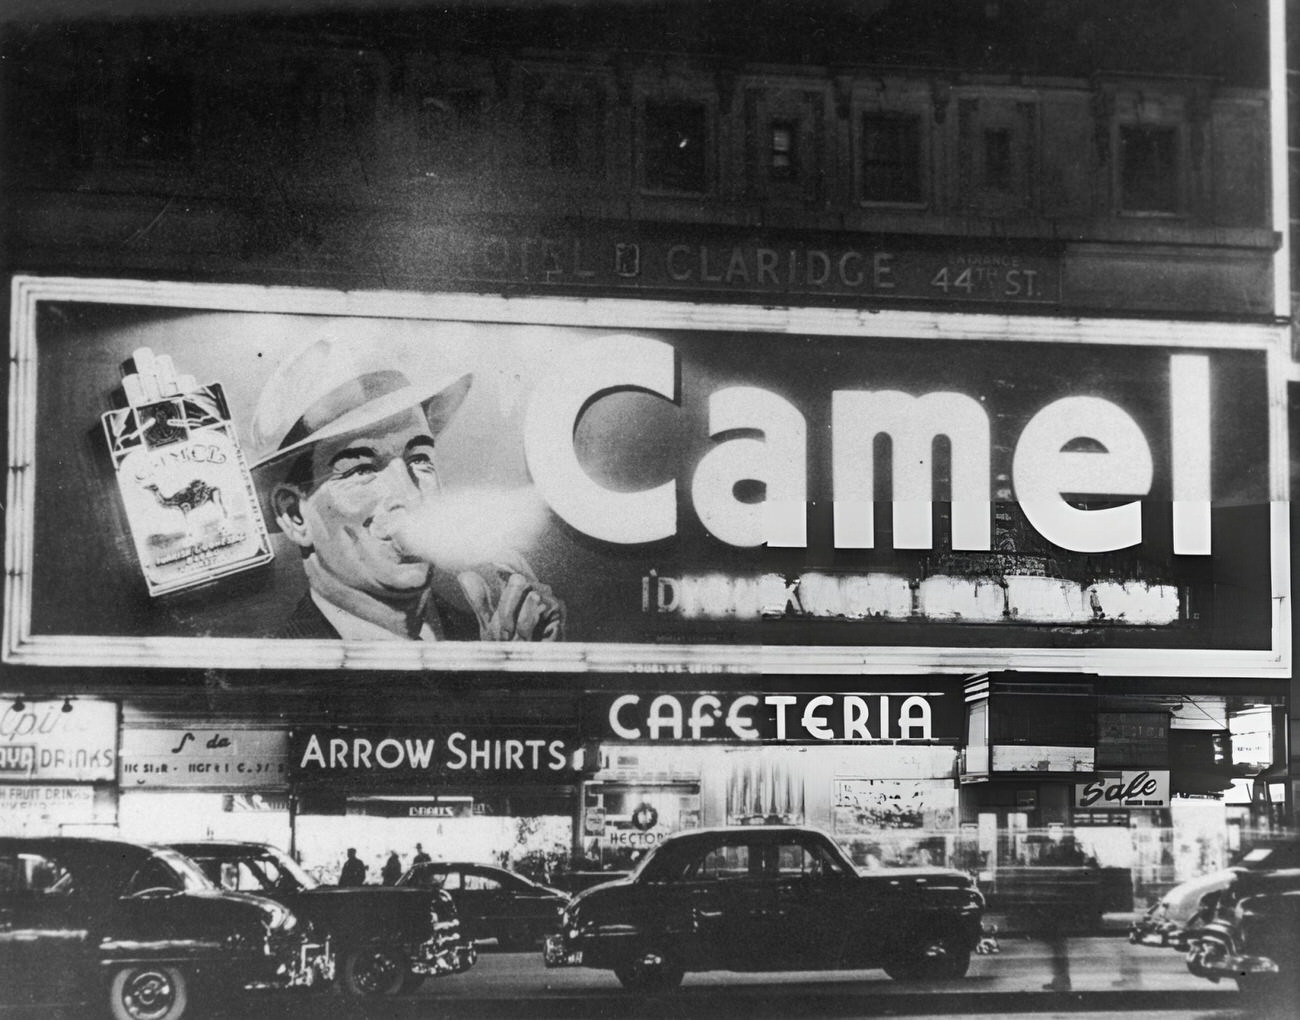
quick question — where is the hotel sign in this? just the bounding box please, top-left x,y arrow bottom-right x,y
429,223 -> 1061,306
4,277 -> 1287,677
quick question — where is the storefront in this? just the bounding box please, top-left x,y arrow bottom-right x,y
960,673 -> 1289,902
581,686 -> 964,869
0,698 -> 118,835
117,723 -> 292,847
287,723 -> 587,883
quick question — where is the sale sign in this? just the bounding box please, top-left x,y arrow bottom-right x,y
1075,770 -> 1171,809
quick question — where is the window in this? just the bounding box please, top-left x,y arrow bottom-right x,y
2,854 -> 72,895
770,119 -> 797,179
417,868 -> 454,890
462,872 -> 503,892
861,112 -> 922,203
644,101 -> 707,192
984,128 -> 1012,191
125,856 -> 183,895
548,103 -> 605,176
1119,124 -> 1179,213
695,843 -> 749,880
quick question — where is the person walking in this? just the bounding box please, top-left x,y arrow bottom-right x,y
339,848 -> 367,887
412,843 -> 431,866
381,850 -> 403,886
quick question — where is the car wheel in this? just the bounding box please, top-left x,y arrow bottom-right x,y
614,947 -> 685,993
108,965 -> 190,1020
884,935 -> 972,982
340,947 -> 406,996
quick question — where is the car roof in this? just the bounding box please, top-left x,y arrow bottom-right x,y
0,835 -> 152,856
657,825 -> 835,843
167,841 -> 280,854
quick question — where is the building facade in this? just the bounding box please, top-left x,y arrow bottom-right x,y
1,0 -> 1291,904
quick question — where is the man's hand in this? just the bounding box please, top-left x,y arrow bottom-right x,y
457,551 -> 565,641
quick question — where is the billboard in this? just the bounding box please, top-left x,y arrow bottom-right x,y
4,275 -> 1289,675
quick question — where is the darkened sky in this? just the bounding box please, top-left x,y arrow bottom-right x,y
0,0 -> 1271,86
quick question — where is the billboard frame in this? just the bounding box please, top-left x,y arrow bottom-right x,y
5,274 -> 1291,677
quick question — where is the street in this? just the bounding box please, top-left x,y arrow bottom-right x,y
238,936 -> 1261,1020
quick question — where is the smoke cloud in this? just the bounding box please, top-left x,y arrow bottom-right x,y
378,486 -> 551,575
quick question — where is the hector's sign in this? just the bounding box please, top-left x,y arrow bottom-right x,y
4,277 -> 1286,676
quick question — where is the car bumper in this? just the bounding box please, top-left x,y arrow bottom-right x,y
409,935 -> 477,977
1186,940 -> 1280,981
543,933 -> 583,968
245,937 -> 334,990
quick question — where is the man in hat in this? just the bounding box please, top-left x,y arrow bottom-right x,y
250,336 -> 563,641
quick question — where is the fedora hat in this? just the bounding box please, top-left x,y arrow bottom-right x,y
249,334 -> 471,495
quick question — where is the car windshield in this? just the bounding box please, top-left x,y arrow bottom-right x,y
139,849 -> 214,894
218,849 -> 319,893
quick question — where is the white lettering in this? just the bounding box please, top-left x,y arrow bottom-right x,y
691,387 -> 807,547
1014,396 -> 1152,552
832,390 -> 991,550
524,335 -> 677,543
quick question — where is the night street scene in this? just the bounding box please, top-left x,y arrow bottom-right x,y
1,2 -> 1298,1020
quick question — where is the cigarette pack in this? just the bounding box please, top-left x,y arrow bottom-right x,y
101,347 -> 273,596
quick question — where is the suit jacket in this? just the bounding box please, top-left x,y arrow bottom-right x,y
278,591 -> 479,640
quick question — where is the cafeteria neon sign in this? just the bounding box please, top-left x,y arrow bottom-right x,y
525,336 -> 1211,556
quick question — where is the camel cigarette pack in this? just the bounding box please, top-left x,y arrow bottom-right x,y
102,347 -> 273,596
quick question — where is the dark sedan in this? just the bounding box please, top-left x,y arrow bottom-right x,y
544,825 -> 985,992
169,841 -> 475,996
397,862 -> 568,950
1,836 -> 331,1020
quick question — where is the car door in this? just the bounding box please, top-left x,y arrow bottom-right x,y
0,849 -> 93,1006
459,868 -> 511,941
768,834 -> 857,969
677,836 -> 790,971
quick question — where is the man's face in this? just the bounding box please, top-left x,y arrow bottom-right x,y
289,408 -> 440,599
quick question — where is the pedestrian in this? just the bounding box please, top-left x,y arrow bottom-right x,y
382,850 -> 403,886
339,847 -> 367,887
412,842 -> 431,866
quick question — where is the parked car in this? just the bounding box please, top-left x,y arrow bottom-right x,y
168,841 -> 475,996
1130,837 -> 1300,950
0,836 -> 331,1020
397,861 -> 568,950
1184,866 -> 1300,1013
543,825 -> 985,992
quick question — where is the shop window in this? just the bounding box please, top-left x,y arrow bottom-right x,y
643,100 -> 707,193
989,694 -> 1094,746
984,127 -> 1012,191
770,119 -> 798,179
462,872 -> 502,892
861,111 -> 922,204
1119,124 -> 1179,213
